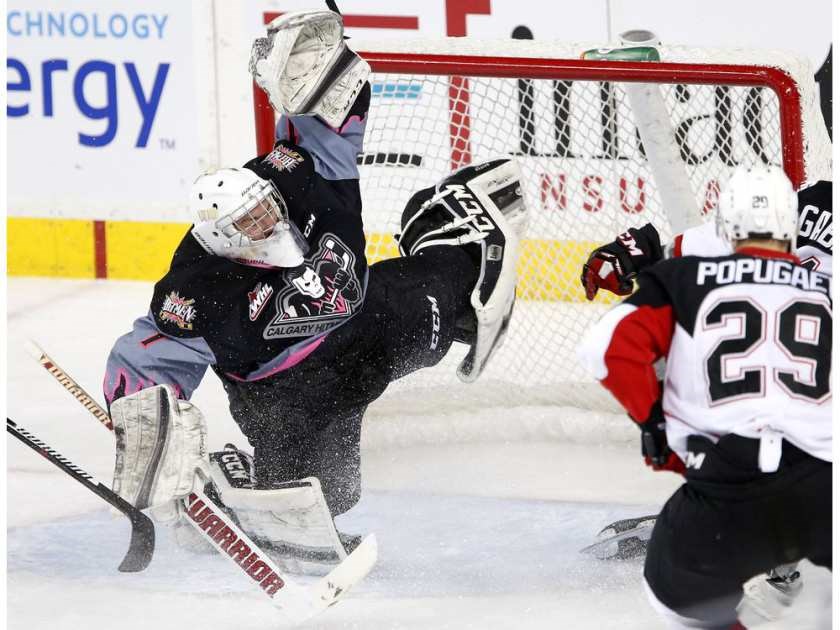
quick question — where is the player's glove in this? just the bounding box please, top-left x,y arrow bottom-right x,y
637,400 -> 685,474
580,223 -> 664,300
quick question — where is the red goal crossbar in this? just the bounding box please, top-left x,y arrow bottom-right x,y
252,53 -> 806,187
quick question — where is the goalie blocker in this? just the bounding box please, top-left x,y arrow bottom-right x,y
110,384 -> 209,523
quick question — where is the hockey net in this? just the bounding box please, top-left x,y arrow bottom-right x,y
253,38 -> 831,415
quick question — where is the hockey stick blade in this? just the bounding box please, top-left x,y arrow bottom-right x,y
312,533 -> 377,610
7,417 -> 155,572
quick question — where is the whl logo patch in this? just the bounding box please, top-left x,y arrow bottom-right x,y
248,282 -> 274,321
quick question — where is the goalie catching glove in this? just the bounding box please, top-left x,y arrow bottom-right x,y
249,10 -> 370,127
397,158 -> 529,382
110,385 -> 208,523
580,223 -> 663,300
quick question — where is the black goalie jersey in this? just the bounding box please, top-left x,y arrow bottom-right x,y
578,248 -> 832,465
104,93 -> 370,405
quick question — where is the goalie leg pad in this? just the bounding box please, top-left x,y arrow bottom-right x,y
397,158 -> 529,382
250,10 -> 371,127
110,384 -> 208,523
221,376 -> 365,516
207,445 -> 351,572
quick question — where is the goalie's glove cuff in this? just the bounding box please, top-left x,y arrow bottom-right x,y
581,223 -> 664,300
636,400 -> 685,475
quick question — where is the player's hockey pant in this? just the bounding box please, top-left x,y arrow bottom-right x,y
221,245 -> 477,516
644,434 -> 831,627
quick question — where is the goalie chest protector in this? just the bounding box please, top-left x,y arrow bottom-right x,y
150,141 -> 368,380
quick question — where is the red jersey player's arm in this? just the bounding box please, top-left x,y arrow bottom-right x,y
576,274 -> 676,423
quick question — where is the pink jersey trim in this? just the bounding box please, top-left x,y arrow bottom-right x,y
224,334 -> 327,382
232,258 -> 278,269
103,369 -> 184,404
334,114 -> 366,135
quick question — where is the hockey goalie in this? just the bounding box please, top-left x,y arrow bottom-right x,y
105,7 -> 527,577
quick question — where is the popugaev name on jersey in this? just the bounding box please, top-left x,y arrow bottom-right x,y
697,258 -> 830,296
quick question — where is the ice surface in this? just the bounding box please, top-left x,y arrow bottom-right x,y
6,278 -> 832,629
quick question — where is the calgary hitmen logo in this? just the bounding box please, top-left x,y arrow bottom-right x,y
263,234 -> 362,340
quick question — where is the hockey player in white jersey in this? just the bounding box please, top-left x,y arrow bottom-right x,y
578,166 -> 832,629
580,171 -> 832,619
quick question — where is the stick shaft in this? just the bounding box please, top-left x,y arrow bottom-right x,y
26,341 -> 113,430
6,417 -> 155,572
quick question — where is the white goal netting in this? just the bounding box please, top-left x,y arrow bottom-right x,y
254,39 -> 831,415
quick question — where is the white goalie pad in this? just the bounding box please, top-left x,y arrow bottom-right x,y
457,160 -> 528,382
110,384 -> 208,523
208,450 -> 349,573
398,158 -> 528,382
250,10 -> 370,127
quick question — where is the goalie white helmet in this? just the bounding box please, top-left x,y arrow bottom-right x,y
716,165 -> 798,248
190,167 -> 307,268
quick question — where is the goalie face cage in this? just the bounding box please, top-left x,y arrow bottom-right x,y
253,39 -> 831,413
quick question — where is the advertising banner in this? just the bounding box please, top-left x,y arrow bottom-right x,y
7,1 -> 206,221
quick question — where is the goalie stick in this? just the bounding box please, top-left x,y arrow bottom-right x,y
26,340 -> 113,430
6,417 -> 155,573
26,340 -> 377,624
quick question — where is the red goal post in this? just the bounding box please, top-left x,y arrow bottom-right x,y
251,39 -> 830,412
